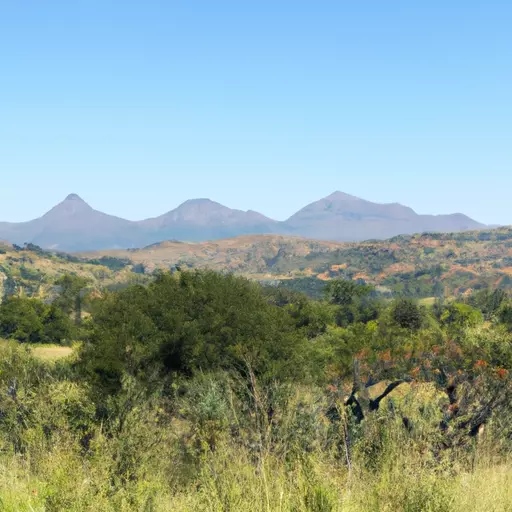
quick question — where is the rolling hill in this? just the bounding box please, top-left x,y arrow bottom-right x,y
2,226 -> 512,301
82,226 -> 512,298
0,191 -> 485,251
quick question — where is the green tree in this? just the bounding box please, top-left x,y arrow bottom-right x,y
0,297 -> 71,343
80,270 -> 309,393
440,302 -> 483,331
42,303 -> 73,343
391,298 -> 424,331
264,287 -> 336,338
468,288 -> 508,319
54,275 -> 90,325
325,279 -> 380,327
0,297 -> 44,342
498,302 -> 512,331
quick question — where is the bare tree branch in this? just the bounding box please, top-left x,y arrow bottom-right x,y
369,379 -> 411,411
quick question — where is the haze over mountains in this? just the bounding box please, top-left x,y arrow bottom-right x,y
0,192 -> 485,252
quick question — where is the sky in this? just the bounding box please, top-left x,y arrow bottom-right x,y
0,1 -> 511,224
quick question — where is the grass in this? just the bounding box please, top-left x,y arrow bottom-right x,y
418,296 -> 437,306
30,344 -> 74,361
0,339 -> 75,362
2,440 -> 512,511
1,340 -> 512,511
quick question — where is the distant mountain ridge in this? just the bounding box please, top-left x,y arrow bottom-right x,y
0,191 -> 485,251
286,191 -> 481,241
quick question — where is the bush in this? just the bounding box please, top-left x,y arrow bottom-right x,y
440,302 -> 483,331
391,299 -> 424,331
0,297 -> 72,343
80,270 -> 310,393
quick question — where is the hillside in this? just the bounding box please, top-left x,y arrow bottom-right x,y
0,191 -> 485,251
3,226 -> 512,302
0,243 -> 149,300
84,226 -> 512,298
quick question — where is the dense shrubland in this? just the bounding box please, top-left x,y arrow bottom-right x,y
2,270 -> 512,510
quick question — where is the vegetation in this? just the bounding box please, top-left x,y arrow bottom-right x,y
0,243 -> 150,303
82,227 -> 512,299
2,263 -> 512,510
0,296 -> 72,343
4,227 -> 512,306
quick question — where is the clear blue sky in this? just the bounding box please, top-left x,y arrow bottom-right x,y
0,1 -> 510,224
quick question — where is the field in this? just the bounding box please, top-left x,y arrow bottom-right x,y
0,339 -> 74,361
30,344 -> 74,361
1,257 -> 512,510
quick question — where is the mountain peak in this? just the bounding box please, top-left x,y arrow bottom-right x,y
179,198 -> 218,207
41,193 -> 93,220
65,193 -> 85,202
325,191 -> 362,201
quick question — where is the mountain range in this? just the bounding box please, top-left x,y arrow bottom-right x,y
0,191 -> 485,252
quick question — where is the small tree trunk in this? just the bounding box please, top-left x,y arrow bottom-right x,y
75,294 -> 81,325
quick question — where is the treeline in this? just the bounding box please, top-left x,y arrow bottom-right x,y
0,274 -> 89,343
2,270 -> 512,509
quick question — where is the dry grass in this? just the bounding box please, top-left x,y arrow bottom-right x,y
30,345 -> 74,361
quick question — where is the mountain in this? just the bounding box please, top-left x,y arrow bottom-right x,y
285,191 -> 484,241
0,194 -> 145,252
0,191 -> 486,251
139,198 -> 281,241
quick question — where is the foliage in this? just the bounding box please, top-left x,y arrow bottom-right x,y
0,296 -> 72,343
440,302 -> 483,333
53,274 -> 90,325
467,288 -> 508,319
2,266 -> 512,510
80,270 -> 310,393
391,298 -> 425,330
325,279 -> 380,327
87,256 -> 131,271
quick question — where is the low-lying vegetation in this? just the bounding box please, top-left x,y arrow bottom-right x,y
1,269 -> 512,510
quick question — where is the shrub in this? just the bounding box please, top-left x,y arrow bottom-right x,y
391,298 -> 424,330
0,297 -> 72,343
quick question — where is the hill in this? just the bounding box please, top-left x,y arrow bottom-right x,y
0,242 -> 149,300
0,191 -> 485,251
4,226 -> 512,302
84,226 -> 512,298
